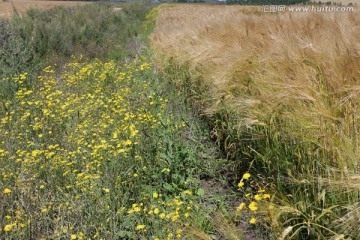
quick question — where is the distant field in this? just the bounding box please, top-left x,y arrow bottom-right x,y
0,0 -> 89,18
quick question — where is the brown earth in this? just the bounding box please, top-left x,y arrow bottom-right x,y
0,0 -> 89,18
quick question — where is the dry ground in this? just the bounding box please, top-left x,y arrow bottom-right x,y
0,0 -> 89,18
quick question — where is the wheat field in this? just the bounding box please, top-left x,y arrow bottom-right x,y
0,0 -> 88,18
152,4 -> 360,238
152,4 -> 360,167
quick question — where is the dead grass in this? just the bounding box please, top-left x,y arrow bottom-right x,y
0,0 -> 89,18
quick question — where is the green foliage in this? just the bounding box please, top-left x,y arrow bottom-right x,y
0,19 -> 34,100
0,3 -> 154,81
11,3 -> 152,60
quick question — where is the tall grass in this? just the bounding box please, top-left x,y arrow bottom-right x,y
152,4 -> 360,239
0,3 -> 153,81
0,3 -> 152,102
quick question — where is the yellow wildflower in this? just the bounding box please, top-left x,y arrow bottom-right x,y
249,217 -> 257,224
238,181 -> 244,188
4,188 -> 11,194
243,173 -> 251,180
254,194 -> 262,201
183,190 -> 192,195
263,193 -> 271,199
4,224 -> 12,232
237,202 -> 246,211
136,224 -> 145,230
249,201 -> 258,211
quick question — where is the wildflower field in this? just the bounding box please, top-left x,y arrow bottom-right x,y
0,3 -> 233,239
2,2 -> 359,240
1,56 -> 195,239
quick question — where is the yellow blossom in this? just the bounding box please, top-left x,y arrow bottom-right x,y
254,194 -> 262,201
263,193 -> 271,199
249,201 -> 258,211
250,217 -> 257,224
237,202 -> 246,211
4,224 -> 12,232
4,188 -> 11,194
136,224 -> 145,230
183,190 -> 192,195
242,173 -> 251,180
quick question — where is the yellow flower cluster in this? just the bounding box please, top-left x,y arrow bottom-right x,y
236,172 -> 273,225
125,194 -> 193,239
0,56 -> 186,238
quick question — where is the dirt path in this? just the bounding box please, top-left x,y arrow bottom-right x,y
0,0 -> 89,18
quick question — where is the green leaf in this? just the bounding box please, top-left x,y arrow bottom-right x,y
197,188 -> 205,197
